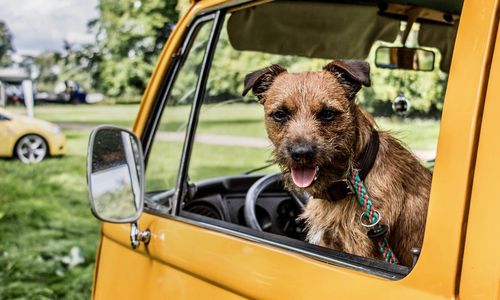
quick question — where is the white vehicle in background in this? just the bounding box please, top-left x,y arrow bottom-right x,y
0,68 -> 35,118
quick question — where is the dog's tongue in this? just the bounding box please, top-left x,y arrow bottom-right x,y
291,166 -> 317,188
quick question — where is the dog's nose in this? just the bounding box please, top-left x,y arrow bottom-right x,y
290,143 -> 315,162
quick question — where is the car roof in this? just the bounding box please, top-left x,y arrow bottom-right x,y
191,0 -> 463,14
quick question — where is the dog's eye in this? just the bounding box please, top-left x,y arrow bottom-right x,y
271,110 -> 289,123
317,109 -> 339,121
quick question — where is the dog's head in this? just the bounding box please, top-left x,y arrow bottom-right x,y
243,60 -> 371,196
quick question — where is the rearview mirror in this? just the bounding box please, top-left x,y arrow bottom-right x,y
87,126 -> 144,223
375,46 -> 435,71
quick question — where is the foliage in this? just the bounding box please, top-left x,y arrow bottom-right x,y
11,1 -> 449,118
357,38 -> 448,118
32,52 -> 62,91
90,0 -> 179,96
59,43 -> 102,94
18,44 -> 100,94
170,17 -> 448,118
13,103 -> 439,150
17,0 -> 181,97
204,25 -> 328,103
0,20 -> 14,67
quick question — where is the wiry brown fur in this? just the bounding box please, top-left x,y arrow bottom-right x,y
245,61 -> 431,267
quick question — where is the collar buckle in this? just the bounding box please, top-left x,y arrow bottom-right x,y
328,179 -> 354,201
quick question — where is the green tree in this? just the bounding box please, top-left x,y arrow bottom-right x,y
29,44 -> 99,94
91,0 -> 179,97
32,52 -> 62,92
0,21 -> 14,67
59,41 -> 101,93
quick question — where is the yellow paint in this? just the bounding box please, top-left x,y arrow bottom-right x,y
92,0 -> 500,299
0,108 -> 65,157
94,235 -> 245,299
459,25 -> 500,300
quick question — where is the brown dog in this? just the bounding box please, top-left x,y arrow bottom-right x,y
243,60 -> 431,267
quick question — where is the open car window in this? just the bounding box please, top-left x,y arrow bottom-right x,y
145,1 -> 461,278
145,18 -> 215,199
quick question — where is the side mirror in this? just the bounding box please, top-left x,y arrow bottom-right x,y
87,126 -> 144,223
375,46 -> 435,71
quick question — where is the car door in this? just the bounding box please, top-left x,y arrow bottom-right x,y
92,1 -> 499,299
91,12 -> 242,299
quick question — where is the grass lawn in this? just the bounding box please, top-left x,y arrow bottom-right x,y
146,141 -> 279,191
0,130 -> 99,299
376,118 -> 440,150
11,104 -> 139,128
1,103 -> 440,298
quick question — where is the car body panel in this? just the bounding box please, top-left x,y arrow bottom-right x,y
92,0 -> 500,299
94,233 -> 245,299
0,108 -> 66,157
459,25 -> 500,300
98,215 -> 444,299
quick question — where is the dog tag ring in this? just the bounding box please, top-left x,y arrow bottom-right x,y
359,210 -> 381,228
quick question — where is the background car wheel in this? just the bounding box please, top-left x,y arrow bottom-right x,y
15,134 -> 48,164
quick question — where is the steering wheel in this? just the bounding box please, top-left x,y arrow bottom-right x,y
244,172 -> 309,231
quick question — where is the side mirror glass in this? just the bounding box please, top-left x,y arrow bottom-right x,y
87,126 -> 144,223
375,46 -> 435,71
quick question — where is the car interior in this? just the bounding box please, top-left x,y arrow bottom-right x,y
144,0 -> 462,277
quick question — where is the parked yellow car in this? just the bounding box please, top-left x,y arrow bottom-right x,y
86,0 -> 499,299
0,108 -> 65,163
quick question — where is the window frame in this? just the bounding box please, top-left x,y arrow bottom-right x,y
141,11 -> 223,207
141,6 -> 412,279
141,12 -> 221,162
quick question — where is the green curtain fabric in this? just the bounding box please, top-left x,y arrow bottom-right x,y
228,2 -> 400,60
418,22 -> 458,72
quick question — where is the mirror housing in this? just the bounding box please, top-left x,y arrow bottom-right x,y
87,125 -> 144,223
375,46 -> 435,71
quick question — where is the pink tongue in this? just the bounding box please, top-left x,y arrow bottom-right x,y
291,167 -> 317,188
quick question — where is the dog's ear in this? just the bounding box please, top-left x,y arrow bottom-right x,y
242,64 -> 287,104
323,60 -> 371,99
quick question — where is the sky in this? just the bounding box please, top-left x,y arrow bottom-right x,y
0,0 -> 99,56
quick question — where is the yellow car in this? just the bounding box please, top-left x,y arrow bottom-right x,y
0,108 -> 65,163
86,0 -> 499,299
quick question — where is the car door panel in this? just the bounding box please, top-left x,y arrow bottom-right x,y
95,232 -> 245,299
98,214 -> 449,299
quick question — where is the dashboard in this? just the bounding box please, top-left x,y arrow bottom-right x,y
181,175 -> 306,240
